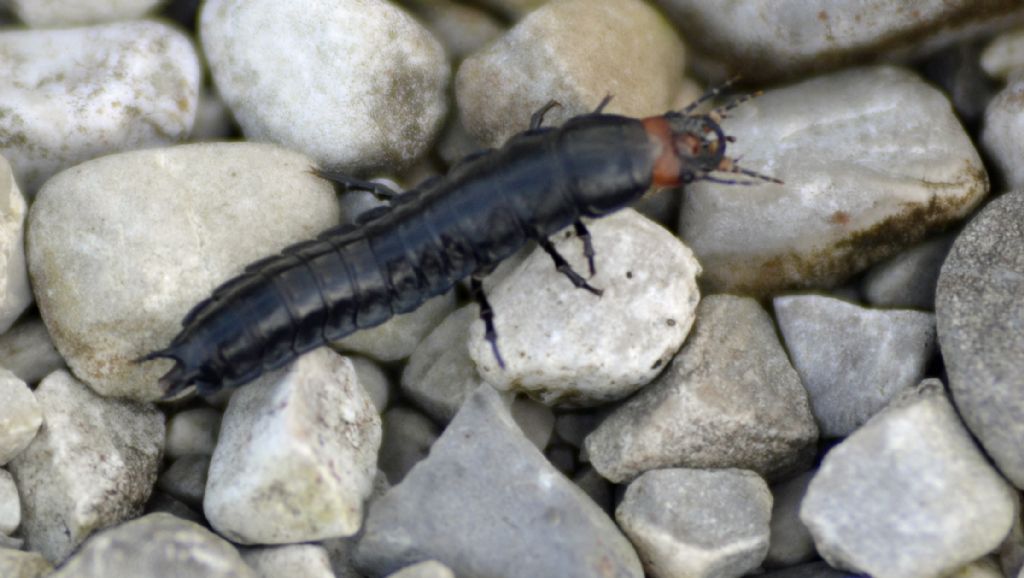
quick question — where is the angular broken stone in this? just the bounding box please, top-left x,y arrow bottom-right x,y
586,295 -> 817,483
354,385 -> 642,578
8,370 -> 164,563
204,349 -> 381,544
774,294 -> 936,437
50,513 -> 255,578
800,380 -> 1016,578
616,468 -> 772,578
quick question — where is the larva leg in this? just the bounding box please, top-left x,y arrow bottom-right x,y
573,220 -> 596,276
310,168 -> 400,201
530,100 -> 561,130
538,237 -> 603,296
470,276 -> 505,369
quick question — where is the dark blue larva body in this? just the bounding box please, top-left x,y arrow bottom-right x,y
148,113 -> 658,396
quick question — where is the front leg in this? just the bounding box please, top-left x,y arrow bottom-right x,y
470,275 -> 505,369
538,237 -> 603,296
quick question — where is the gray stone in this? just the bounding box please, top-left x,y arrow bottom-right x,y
8,370 -> 164,563
387,560 -> 455,578
205,349 -> 381,544
165,407 -> 222,460
1000,492 -> 1024,578
456,0 -> 685,148
242,544 -> 335,578
354,385 -> 642,578
201,0 -> 448,174
949,557 -> 1005,578
0,549 -> 52,578
510,397 -> 555,450
656,0 -> 1024,81
982,81 -> 1024,189
0,21 -> 200,194
401,305 -> 482,423
0,316 -> 65,386
615,468 -> 771,578
470,210 -> 701,407
379,407 -> 439,485
936,190 -> 1024,488
586,295 -> 817,484
572,466 -> 612,513
765,471 -> 816,568
546,443 -> 577,476
5,0 -> 165,27
0,468 -> 18,535
401,0 -> 503,61
51,513 -> 255,578
28,142 -> 340,401
0,156 -> 31,332
553,410 -> 604,449
0,533 -> 23,550
144,491 -> 204,526
775,294 -> 937,437
800,380 -> 1016,578
982,28 -> 1024,80
157,455 -> 209,509
761,561 -> 856,578
861,235 -> 955,309
351,356 -> 391,413
0,369 -> 41,466
678,66 -> 987,295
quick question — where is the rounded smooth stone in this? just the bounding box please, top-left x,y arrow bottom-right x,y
937,190 -> 1024,488
401,305 -> 481,423
982,28 -> 1024,81
379,406 -> 439,485
201,0 -> 449,174
5,0 -> 166,27
0,468 -> 18,535
456,0 -> 685,148
654,0 -> 1024,81
679,65 -> 987,295
0,369 -> 41,465
242,544 -> 335,578
401,0 -> 503,62
0,21 -> 200,194
0,156 -> 31,333
0,316 -> 65,386
861,234 -> 954,309
27,143 -> 341,400
0,550 -> 52,578
165,407 -> 221,459
50,513 -> 255,578
982,80 -> 1024,190
469,210 -> 701,407
387,560 -> 456,578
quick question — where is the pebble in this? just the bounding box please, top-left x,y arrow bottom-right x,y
510,397 -> 555,450
0,21 -> 200,194
0,370 -> 41,465
470,0 -> 544,20
401,0 -> 503,62
774,294 -> 936,438
655,0 -> 1024,81
800,380 -> 1016,578
982,27 -> 1024,80
456,0 -> 685,148
401,305 -> 484,423
379,407 -> 439,485
27,142 -> 341,401
156,455 -> 210,509
761,561 -> 856,578
351,356 -> 391,413
0,316 -> 65,386
0,156 -> 31,332
949,557 -> 1006,578
469,210 -> 701,407
936,190 -> 1024,488
333,292 -> 456,362
144,491 -> 204,526
0,550 -> 52,578
585,295 -> 818,484
982,79 -> 1024,189
50,513 -> 255,578
242,544 -> 335,578
678,65 -> 988,295
387,560 -> 456,578
8,370 -> 164,563
572,466 -> 613,513
1000,493 -> 1024,578
204,349 -> 381,544
354,385 -> 642,578
553,410 -> 605,449
165,407 -> 222,459
861,234 -> 955,309
615,468 -> 772,578
765,471 -> 817,568
4,0 -> 166,27
0,468 -> 18,535
201,0 -> 449,174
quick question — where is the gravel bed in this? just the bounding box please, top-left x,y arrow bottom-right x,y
1,0 -> 1023,577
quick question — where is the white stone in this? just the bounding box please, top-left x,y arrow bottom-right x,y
800,380 -> 1016,578
679,66 -> 987,295
0,369 -> 41,465
0,157 -> 30,332
201,0 -> 449,174
982,27 -> 1024,80
0,316 -> 65,385
470,210 -> 701,407
27,143 -> 341,400
4,0 -> 165,27
0,21 -> 200,194
982,79 -> 1024,190
204,349 -> 381,544
456,0 -> 685,147
0,469 -> 18,535
165,407 -> 222,459
350,356 -> 391,413
8,370 -> 164,563
242,544 -> 335,578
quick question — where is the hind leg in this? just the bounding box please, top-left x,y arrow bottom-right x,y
470,275 -> 505,368
310,168 -> 402,201
538,237 -> 602,296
